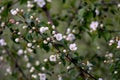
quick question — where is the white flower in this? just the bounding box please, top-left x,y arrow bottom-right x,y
58,75 -> 62,80
67,66 -> 70,70
35,60 -> 40,66
52,31 -> 56,34
26,63 -> 31,68
0,39 -> 6,46
47,37 -> 50,41
54,33 -> 63,41
49,55 -> 56,62
69,43 -> 77,51
27,1 -> 34,8
39,73 -> 46,80
63,49 -> 67,53
44,58 -> 48,62
15,38 -> 19,42
41,67 -> 45,71
66,28 -> 71,34
98,78 -> 103,80
118,40 -> 120,46
34,0 -> 46,8
17,49 -> 23,55
52,25 -> 55,29
24,55 -> 29,61
6,67 -> 12,74
114,71 -> 118,74
43,40 -> 48,44
90,21 -> 99,31
30,67 -> 35,73
118,4 -> 120,8
31,74 -> 37,79
10,9 -> 18,15
27,43 -> 32,47
39,27 -> 49,33
27,48 -> 33,53
95,9 -> 99,15
66,33 -> 75,41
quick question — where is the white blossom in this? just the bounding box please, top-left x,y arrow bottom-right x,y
0,56 -> 3,61
34,0 -> 46,8
31,74 -> 37,79
43,40 -> 48,44
58,75 -> 63,80
44,58 -> 48,62
27,43 -> 32,47
15,38 -> 19,42
27,48 -> 33,53
67,66 -> 70,70
22,25 -> 28,29
52,25 -> 55,29
98,78 -> 103,80
24,55 -> 29,61
52,31 -> 56,34
17,49 -> 23,55
118,40 -> 120,47
54,33 -> 63,41
39,73 -> 46,80
26,63 -> 31,68
49,55 -> 56,62
95,9 -> 99,15
6,67 -> 12,74
47,37 -> 50,41
114,71 -> 118,74
10,9 -> 18,15
90,21 -> 99,31
30,67 -> 35,73
63,49 -> 67,53
69,43 -> 77,51
1,22 -> 5,27
66,28 -> 71,34
39,27 -> 49,33
0,39 -> 6,46
118,4 -> 120,8
35,60 -> 40,66
41,67 -> 45,71
27,1 -> 34,8
66,33 -> 75,41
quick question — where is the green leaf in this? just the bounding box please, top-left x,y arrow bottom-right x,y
78,8 -> 86,20
19,0 -> 27,4
40,43 -> 50,52
60,53 -> 66,66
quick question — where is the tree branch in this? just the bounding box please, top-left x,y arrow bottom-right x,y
41,5 -> 97,79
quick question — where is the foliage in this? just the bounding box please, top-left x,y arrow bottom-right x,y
0,0 -> 120,80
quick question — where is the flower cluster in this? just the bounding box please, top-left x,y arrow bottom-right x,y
39,27 -> 49,33
10,8 -> 19,15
